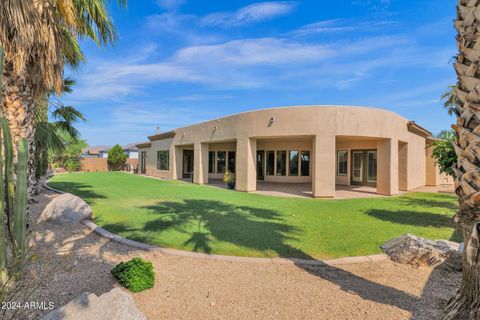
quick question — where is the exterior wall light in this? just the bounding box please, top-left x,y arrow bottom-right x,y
268,117 -> 275,127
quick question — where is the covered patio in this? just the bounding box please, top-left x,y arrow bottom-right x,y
207,180 -> 383,199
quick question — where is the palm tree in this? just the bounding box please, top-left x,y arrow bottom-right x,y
445,1 -> 480,319
441,85 -> 461,116
34,78 -> 85,191
0,0 -> 126,194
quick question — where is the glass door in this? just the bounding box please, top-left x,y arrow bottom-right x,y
352,151 -> 363,183
351,150 -> 377,186
367,151 -> 377,183
257,150 -> 265,180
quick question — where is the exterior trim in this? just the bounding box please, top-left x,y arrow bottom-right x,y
136,141 -> 151,148
148,130 -> 176,141
407,121 -> 432,138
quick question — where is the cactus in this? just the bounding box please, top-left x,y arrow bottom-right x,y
0,116 -> 28,283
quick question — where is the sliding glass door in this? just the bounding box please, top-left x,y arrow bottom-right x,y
350,150 -> 377,186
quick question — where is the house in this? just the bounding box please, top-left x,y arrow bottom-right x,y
136,105 -> 452,198
87,144 -> 140,159
81,145 -> 109,158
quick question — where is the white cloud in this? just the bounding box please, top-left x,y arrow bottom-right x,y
201,2 -> 296,27
291,19 -> 396,37
174,38 -> 334,65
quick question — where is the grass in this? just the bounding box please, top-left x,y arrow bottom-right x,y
49,172 -> 461,259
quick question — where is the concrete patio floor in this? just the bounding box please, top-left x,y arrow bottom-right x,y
207,180 -> 386,199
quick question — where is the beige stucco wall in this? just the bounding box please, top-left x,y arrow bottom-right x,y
138,105 -> 444,197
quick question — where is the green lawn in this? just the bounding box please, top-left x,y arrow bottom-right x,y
49,172 -> 461,259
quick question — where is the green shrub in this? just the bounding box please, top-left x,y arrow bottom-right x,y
111,258 -> 154,292
108,144 -> 127,171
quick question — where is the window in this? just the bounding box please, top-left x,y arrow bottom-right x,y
157,150 -> 169,170
337,150 -> 348,176
266,151 -> 275,175
228,151 -> 236,173
208,151 -> 215,173
367,151 -> 377,182
217,151 -> 226,173
276,150 -> 287,176
300,151 -> 310,176
289,150 -> 299,176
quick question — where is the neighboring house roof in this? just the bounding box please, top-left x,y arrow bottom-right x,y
82,145 -> 109,155
148,130 -> 176,141
98,143 -> 141,153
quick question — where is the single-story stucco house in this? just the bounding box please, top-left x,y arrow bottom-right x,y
136,105 -> 452,198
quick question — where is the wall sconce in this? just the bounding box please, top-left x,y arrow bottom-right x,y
268,117 -> 275,127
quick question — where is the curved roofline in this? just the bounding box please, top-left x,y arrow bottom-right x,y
174,105 -> 411,131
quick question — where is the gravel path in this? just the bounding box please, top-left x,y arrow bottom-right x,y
23,188 -> 460,320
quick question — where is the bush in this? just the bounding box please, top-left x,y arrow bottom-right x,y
111,258 -> 154,292
108,144 -> 127,171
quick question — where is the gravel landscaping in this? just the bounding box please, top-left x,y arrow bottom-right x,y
15,186 -> 463,320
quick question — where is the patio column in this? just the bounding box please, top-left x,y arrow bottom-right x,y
236,137 -> 257,192
172,146 -> 183,180
193,142 -> 209,184
312,134 -> 335,198
377,138 -> 399,195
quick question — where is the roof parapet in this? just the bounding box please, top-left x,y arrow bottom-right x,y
147,130 -> 176,141
407,121 -> 431,138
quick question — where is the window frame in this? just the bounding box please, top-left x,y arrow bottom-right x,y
300,151 -> 310,177
156,150 -> 170,171
208,151 -> 216,174
276,150 -> 287,176
217,151 -> 226,174
337,150 -> 348,176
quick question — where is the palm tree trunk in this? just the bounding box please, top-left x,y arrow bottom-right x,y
1,66 -> 36,198
445,1 -> 480,318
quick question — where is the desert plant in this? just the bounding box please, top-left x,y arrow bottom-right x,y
108,144 -> 127,171
0,117 -> 28,286
429,131 -> 457,177
223,170 -> 235,189
111,258 -> 154,293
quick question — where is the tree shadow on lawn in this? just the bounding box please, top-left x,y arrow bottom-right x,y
366,209 -> 463,242
48,181 -> 106,205
114,199 -> 419,313
395,193 -> 459,211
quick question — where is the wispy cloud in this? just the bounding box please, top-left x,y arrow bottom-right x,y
291,19 -> 396,37
201,2 -> 296,27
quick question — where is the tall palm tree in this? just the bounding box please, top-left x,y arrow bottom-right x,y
34,78 -> 85,190
0,0 -> 126,195
445,1 -> 480,319
441,85 -> 461,116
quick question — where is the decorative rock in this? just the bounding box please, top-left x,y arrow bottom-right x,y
42,288 -> 146,320
38,193 -> 92,224
381,234 -> 462,267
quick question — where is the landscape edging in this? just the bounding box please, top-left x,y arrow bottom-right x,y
43,180 -> 389,266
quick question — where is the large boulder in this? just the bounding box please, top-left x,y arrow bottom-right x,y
38,193 -> 92,224
381,234 -> 462,267
42,288 -> 146,320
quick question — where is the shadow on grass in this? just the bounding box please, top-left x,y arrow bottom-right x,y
48,182 -> 106,205
366,209 -> 462,242
138,199 -> 308,259
396,194 -> 459,211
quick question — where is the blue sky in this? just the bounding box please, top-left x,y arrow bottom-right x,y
64,0 -> 458,146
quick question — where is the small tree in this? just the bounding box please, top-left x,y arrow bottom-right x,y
108,144 -> 127,171
430,130 -> 457,177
